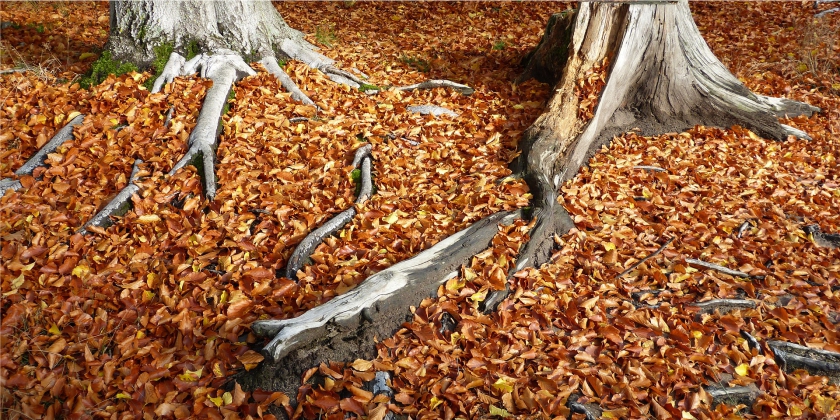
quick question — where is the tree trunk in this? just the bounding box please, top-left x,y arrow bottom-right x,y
511,0 -> 818,272
107,0 -> 310,66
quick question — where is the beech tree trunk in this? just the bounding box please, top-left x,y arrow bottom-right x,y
107,0 -> 310,66
511,0 -> 818,273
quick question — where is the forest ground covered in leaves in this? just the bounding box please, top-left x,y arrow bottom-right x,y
1,1 -> 839,419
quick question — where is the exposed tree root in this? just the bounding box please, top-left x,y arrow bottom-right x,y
279,38 -> 365,88
617,237 -> 674,278
737,220 -> 753,238
395,79 -> 474,96
740,330 -> 763,355
686,258 -> 752,278
79,159 -> 144,235
768,341 -> 840,384
258,57 -> 316,107
0,114 -> 85,197
568,395 -> 603,420
242,210 -> 522,404
803,224 -> 840,248
689,299 -> 756,316
162,52 -> 254,200
407,104 -> 458,118
285,146 -> 372,280
706,384 -> 763,409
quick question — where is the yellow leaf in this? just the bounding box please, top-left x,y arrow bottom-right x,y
470,289 -> 487,303
209,396 -> 224,407
384,212 -> 399,224
430,396 -> 443,409
351,359 -> 373,372
71,265 -> 90,278
681,411 -> 698,419
11,274 -> 24,290
691,330 -> 702,339
178,367 -> 203,382
603,242 -> 616,251
48,324 -> 61,335
489,404 -> 511,417
79,52 -> 97,60
463,268 -> 477,281
116,393 -> 131,399
735,363 -> 749,376
493,377 -> 514,393
213,362 -> 224,378
137,214 -> 161,224
445,276 -> 465,293
222,392 -> 233,405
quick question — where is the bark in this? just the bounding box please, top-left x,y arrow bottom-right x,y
241,210 -> 523,406
107,0 -> 307,66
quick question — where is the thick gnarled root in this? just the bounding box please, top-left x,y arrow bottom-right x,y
249,210 -> 521,363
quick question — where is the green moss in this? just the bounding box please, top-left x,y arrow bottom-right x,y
315,24 -> 337,48
358,83 -> 380,93
142,42 -> 175,91
399,55 -> 430,73
185,40 -> 200,61
80,51 -> 138,89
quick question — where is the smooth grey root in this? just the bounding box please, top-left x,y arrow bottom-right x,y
407,105 -> 458,118
396,80 -> 474,96
0,114 -> 85,197
258,56 -> 316,107
685,258 -> 751,278
284,146 -> 373,280
250,210 -> 521,362
79,159 -> 144,235
167,54 -> 254,200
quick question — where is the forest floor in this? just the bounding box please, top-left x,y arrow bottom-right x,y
1,1 -> 839,419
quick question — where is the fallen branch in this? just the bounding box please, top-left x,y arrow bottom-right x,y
617,237 -> 675,278
633,165 -> 666,172
685,258 -> 751,278
0,114 -> 85,196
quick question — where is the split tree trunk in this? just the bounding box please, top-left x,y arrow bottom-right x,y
510,0 -> 819,274
107,0 -> 310,66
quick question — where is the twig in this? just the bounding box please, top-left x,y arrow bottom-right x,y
685,258 -> 750,278
633,165 -> 666,172
617,237 -> 674,278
